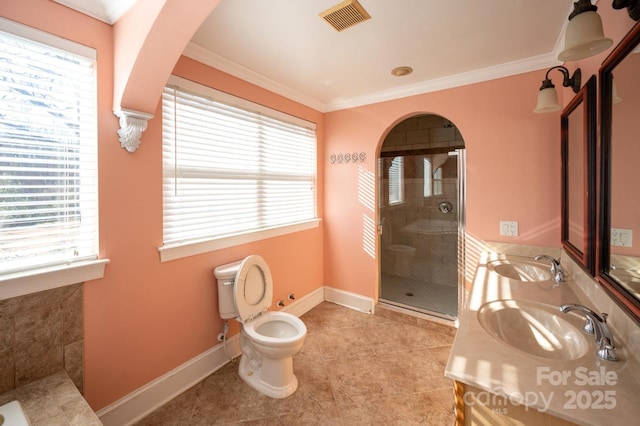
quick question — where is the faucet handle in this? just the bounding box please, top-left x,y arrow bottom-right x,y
597,337 -> 618,361
583,316 -> 595,334
583,312 -> 608,334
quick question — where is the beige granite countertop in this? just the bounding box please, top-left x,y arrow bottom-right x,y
0,371 -> 101,425
445,254 -> 640,426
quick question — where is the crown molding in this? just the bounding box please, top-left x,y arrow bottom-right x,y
53,0 -> 136,24
185,42 -> 561,113
183,43 -> 329,112
329,53 -> 562,111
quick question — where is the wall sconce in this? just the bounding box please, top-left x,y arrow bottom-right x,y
558,0 -> 612,61
533,66 -> 582,113
613,0 -> 640,21
612,76 -> 623,104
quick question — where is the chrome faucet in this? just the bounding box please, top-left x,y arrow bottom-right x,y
560,304 -> 618,361
534,254 -> 565,283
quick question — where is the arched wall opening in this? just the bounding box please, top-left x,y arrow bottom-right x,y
377,113 -> 466,322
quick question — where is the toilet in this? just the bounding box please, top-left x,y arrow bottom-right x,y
214,255 -> 307,398
381,217 -> 416,277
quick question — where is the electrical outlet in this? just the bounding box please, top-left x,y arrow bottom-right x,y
611,228 -> 633,247
500,221 -> 518,237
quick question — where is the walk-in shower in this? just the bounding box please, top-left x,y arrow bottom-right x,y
378,114 -> 465,322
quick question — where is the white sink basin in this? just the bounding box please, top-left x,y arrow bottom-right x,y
477,299 -> 590,360
0,400 -> 30,426
487,259 -> 552,282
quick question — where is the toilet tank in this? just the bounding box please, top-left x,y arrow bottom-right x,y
214,260 -> 242,319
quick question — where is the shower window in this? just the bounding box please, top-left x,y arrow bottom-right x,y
389,156 -> 404,205
423,157 -> 443,197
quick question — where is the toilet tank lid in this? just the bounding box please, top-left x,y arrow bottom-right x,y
214,260 -> 243,280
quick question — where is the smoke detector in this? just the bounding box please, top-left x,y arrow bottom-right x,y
320,0 -> 371,32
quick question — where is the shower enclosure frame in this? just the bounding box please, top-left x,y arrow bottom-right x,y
377,147 -> 467,324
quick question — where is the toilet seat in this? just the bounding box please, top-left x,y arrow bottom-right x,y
243,311 -> 307,347
234,255 -> 273,323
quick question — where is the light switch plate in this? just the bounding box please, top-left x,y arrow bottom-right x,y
500,221 -> 518,237
611,228 -> 633,247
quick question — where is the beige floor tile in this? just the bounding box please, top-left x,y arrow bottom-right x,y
135,302 -> 456,425
314,326 -> 375,360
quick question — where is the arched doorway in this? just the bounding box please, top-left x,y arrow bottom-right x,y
378,114 -> 465,323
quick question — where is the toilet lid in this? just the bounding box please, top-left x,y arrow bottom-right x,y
234,255 -> 273,322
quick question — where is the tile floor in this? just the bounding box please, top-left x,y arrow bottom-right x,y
380,273 -> 458,319
135,302 -> 457,425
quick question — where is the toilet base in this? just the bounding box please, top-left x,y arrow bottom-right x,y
238,354 -> 299,398
383,247 -> 415,278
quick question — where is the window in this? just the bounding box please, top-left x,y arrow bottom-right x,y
388,156 -> 404,205
423,157 -> 432,197
424,157 -> 443,197
160,76 -> 317,260
0,19 -> 98,276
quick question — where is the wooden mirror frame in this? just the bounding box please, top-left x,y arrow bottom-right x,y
561,75 -> 596,275
598,22 -> 640,322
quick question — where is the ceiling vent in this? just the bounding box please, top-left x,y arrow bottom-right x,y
320,0 -> 371,32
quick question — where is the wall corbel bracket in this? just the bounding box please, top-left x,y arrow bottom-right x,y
114,109 -> 154,152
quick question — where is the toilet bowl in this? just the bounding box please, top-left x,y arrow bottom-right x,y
381,217 -> 416,277
214,255 -> 306,398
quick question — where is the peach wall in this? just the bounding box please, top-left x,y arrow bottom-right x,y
609,47 -> 640,256
85,57 -> 324,409
321,5 -> 639,300
3,0 -> 638,414
1,0 -> 324,411
113,0 -> 222,113
323,71 -> 561,298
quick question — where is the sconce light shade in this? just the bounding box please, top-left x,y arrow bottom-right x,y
558,10 -> 612,61
612,78 -> 623,104
533,66 -> 581,113
534,86 -> 562,113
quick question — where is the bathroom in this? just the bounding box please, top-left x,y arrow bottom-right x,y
1,1 -> 640,425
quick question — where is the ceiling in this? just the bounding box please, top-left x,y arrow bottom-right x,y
53,0 -> 578,112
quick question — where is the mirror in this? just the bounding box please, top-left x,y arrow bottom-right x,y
561,75 -> 596,275
599,21 -> 640,321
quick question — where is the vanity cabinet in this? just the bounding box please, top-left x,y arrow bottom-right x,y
453,381 -> 577,426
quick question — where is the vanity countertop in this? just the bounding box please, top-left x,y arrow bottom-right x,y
445,254 -> 640,426
0,371 -> 101,425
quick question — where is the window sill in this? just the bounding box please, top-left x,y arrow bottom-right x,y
0,259 -> 110,301
158,219 -> 322,262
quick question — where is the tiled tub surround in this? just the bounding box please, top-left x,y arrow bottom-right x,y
446,249 -> 640,425
0,370 -> 101,425
0,284 -> 84,395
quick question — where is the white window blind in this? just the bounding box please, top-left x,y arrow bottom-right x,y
162,78 -> 317,246
389,156 -> 404,205
0,22 -> 98,275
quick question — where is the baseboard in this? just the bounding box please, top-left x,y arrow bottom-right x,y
324,286 -> 375,313
96,334 -> 241,426
96,286 -> 325,426
281,286 -> 325,317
